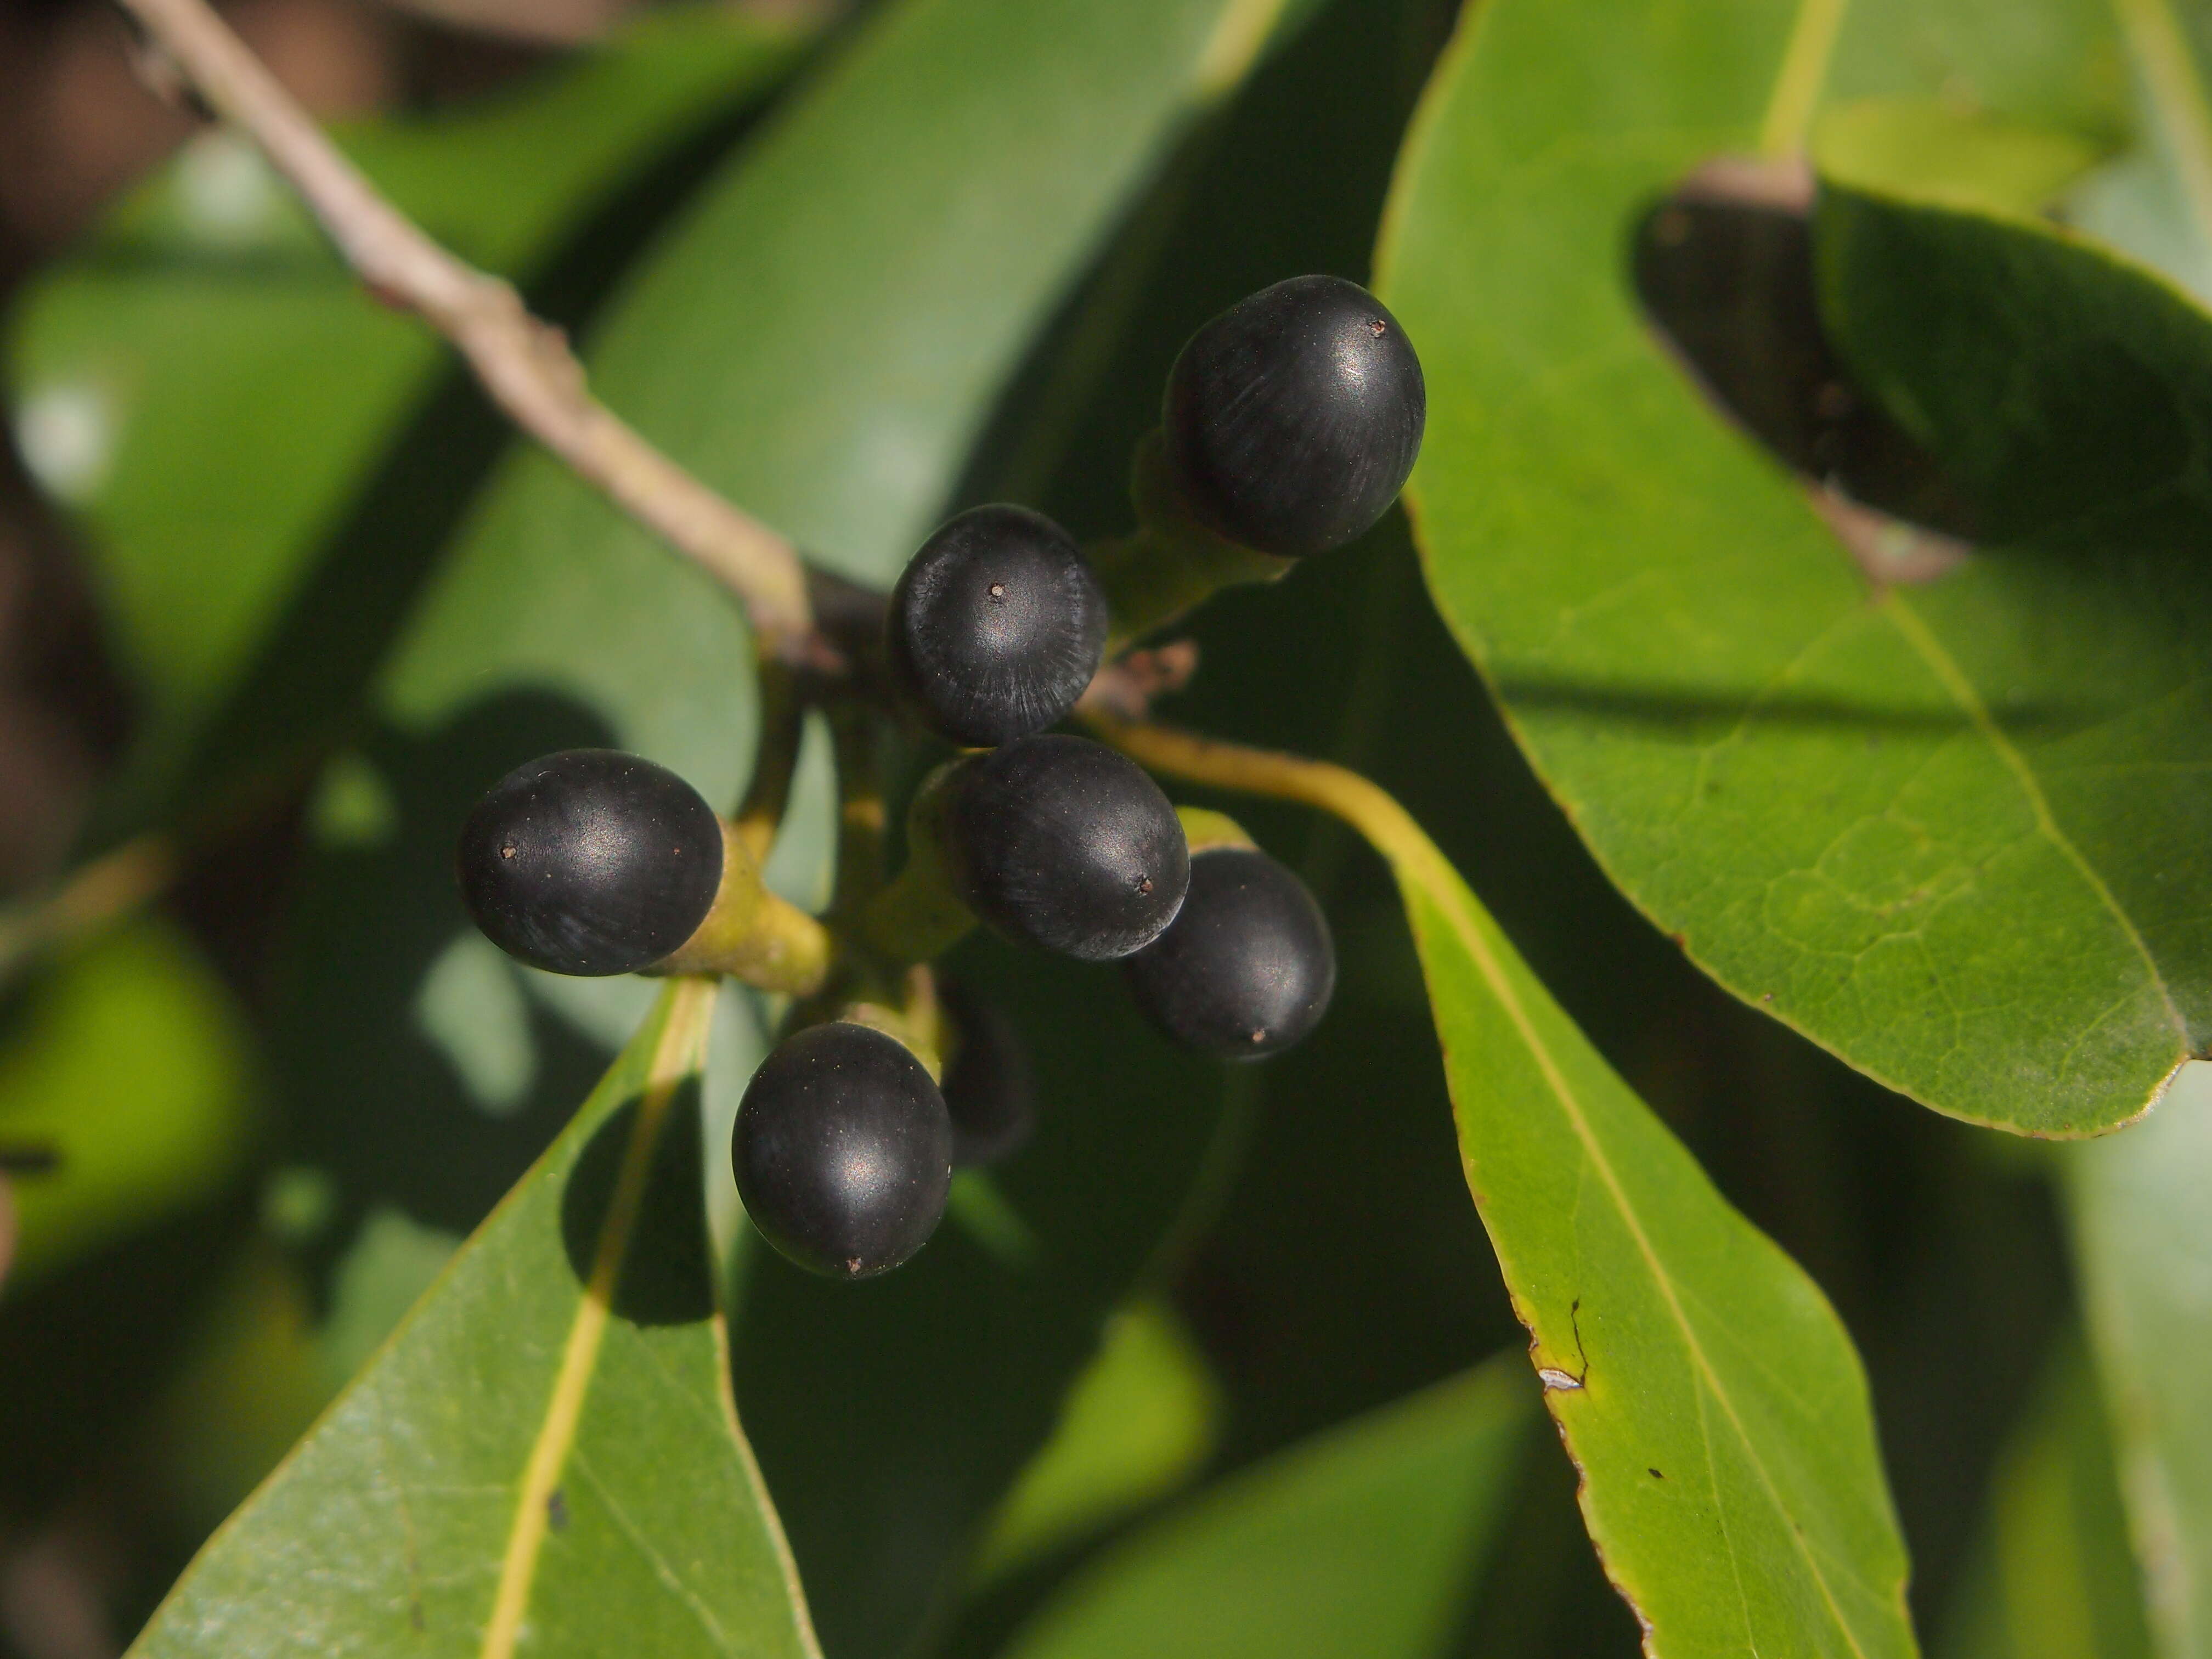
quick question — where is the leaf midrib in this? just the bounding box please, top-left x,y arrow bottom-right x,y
479,977 -> 717,1659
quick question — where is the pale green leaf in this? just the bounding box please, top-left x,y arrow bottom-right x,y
973,1295 -> 1224,1582
1938,1327 -> 2152,1659
2069,1065 -> 2212,1659
1002,1357 -> 1532,1659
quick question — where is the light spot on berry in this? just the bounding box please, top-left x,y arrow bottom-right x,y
1136,875 -> 1153,895
500,845 -> 517,860
1367,318 -> 1387,337
988,582 -> 1006,599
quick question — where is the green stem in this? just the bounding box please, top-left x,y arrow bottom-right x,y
1088,432 -> 1291,651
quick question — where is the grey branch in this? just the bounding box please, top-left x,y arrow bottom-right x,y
116,0 -> 830,664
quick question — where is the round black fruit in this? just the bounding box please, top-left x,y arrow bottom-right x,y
733,1022 -> 953,1279
1163,274 -> 1425,557
940,981 -> 1034,1166
457,748 -> 723,977
944,734 -> 1189,961
1123,847 -> 1335,1058
887,504 -> 1108,747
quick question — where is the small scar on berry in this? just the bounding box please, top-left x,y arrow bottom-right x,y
733,1022 -> 953,1280
457,748 -> 723,977
1162,273 -> 1426,557
943,735 -> 1190,961
886,503 -> 1108,747
1124,847 -> 1335,1059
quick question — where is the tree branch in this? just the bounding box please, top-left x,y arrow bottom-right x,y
115,0 -> 836,667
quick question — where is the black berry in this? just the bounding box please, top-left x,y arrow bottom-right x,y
940,981 -> 1034,1166
1123,848 -> 1334,1058
943,734 -> 1189,961
457,748 -> 723,977
732,1022 -> 952,1279
887,504 -> 1108,746
1163,275 -> 1425,557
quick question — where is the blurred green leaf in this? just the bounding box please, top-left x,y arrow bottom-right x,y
1377,0 -> 2191,1135
1813,99 -> 2105,212
2068,1064 -> 2212,1659
0,918 -> 253,1288
129,979 -> 822,1659
1001,1357 -> 1529,1659
1939,1327 -> 2152,1659
973,1295 -> 1224,1583
4,9 -> 812,823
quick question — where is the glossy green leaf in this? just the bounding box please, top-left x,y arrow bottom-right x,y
5,10 -> 810,822
129,978 -> 821,1659
1807,171 -> 2212,1130
1939,1327 -> 2152,1659
1391,814 -> 1916,1655
0,918 -> 253,1288
1108,716 -> 1916,1655
257,0 -> 1303,1649
2068,1063 -> 2212,1659
1376,0 -> 2182,1134
1002,1357 -> 1532,1659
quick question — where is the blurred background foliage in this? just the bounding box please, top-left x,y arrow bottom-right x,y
0,0 -> 2191,1653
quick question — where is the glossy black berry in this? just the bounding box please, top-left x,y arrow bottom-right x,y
457,749 -> 723,977
733,1022 -> 952,1279
1123,848 -> 1335,1058
940,981 -> 1034,1166
1163,275 -> 1425,557
887,504 -> 1108,747
943,734 -> 1189,961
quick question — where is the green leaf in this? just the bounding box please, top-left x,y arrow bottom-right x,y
129,978 -> 820,1659
1392,809 -> 1916,1655
973,1295 -> 1224,1582
1102,719 -> 1916,1656
1001,1357 -> 1533,1659
0,919 -> 253,1287
2067,1062 -> 2212,1659
1938,1326 -> 2152,1659
1812,99 -> 2106,214
254,0 -> 1302,1645
1376,0 -> 2185,1135
1803,174 -> 2212,1128
4,9 -> 811,823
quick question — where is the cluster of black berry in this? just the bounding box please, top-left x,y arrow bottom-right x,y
455,275 -> 1423,1283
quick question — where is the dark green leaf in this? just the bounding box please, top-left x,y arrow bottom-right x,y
1001,1358 -> 1532,1659
129,979 -> 820,1659
1378,0 -> 2176,1134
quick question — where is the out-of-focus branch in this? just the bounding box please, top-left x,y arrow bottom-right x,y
115,0 -> 835,668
